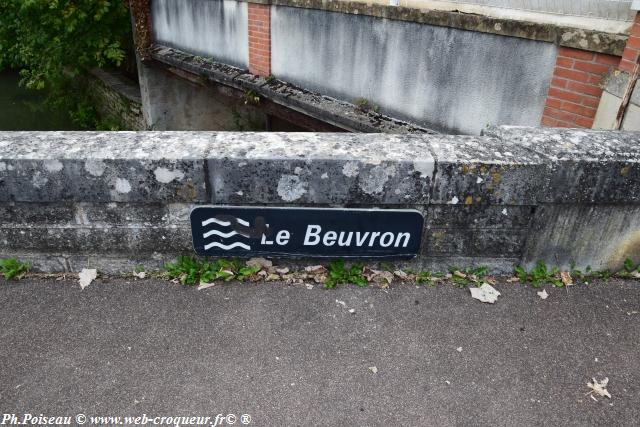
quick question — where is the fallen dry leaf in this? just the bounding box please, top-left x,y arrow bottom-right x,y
368,366 -> 378,374
312,274 -> 327,283
587,377 -> 611,399
275,267 -> 290,274
133,271 -> 146,279
246,257 -> 272,269
469,283 -> 501,304
561,271 -> 573,286
305,265 -> 326,273
78,268 -> 97,290
506,276 -> 520,283
537,289 -> 549,300
363,268 -> 393,284
394,270 -> 408,280
305,283 -> 314,290
197,282 -> 216,290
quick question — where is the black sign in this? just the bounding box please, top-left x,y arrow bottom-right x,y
191,206 -> 424,259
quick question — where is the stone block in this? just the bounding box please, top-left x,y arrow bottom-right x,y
0,132 -> 210,203
430,135 -> 548,205
208,133 -> 434,204
523,204 -> 640,271
486,126 -> 640,203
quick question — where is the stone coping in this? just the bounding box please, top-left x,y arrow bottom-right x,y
0,127 -> 638,205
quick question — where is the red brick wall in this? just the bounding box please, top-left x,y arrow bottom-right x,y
541,47 -> 620,128
248,3 -> 271,77
620,14 -> 640,73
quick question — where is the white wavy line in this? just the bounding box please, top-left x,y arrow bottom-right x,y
202,229 -> 248,239
203,241 -> 251,251
202,217 -> 250,227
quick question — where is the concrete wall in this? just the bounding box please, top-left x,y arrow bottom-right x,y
151,0 -> 248,68
137,62 -> 266,130
1,127 -> 639,273
271,6 -> 558,135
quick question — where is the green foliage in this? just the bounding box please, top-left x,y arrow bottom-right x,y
0,0 -> 132,128
353,97 -> 379,113
165,256 -> 201,285
415,271 -> 435,285
0,258 -> 30,280
617,258 -> 639,279
165,256 -> 262,285
0,0 -> 132,90
514,261 -> 562,288
448,265 -> 489,287
265,74 -> 276,84
243,89 -> 260,105
324,260 -> 368,289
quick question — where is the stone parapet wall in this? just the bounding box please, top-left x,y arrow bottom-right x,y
0,128 -> 638,273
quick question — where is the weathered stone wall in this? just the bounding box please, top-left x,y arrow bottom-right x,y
86,69 -> 146,131
0,127 -> 638,273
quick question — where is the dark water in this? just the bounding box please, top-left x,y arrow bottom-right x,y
0,70 -> 80,131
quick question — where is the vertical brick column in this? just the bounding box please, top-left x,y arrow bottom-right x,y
619,13 -> 640,73
248,3 -> 271,77
541,47 -> 620,128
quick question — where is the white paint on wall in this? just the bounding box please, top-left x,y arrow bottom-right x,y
271,6 -> 558,135
152,0 -> 248,68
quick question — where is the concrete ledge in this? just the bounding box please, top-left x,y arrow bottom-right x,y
1,127 -> 639,272
149,45 -> 436,134
247,0 -> 627,55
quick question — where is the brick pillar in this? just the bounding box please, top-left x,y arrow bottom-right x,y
248,3 -> 271,77
541,47 -> 620,128
619,13 -> 640,73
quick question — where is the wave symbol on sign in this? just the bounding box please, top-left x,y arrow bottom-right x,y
201,217 -> 251,251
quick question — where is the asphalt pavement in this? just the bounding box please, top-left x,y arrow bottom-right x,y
0,277 -> 638,426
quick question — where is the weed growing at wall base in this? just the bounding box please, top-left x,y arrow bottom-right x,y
165,256 -> 261,285
0,258 -> 30,280
162,256 -> 640,289
514,259 -> 640,287
514,261 -> 562,287
324,260 -> 368,289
